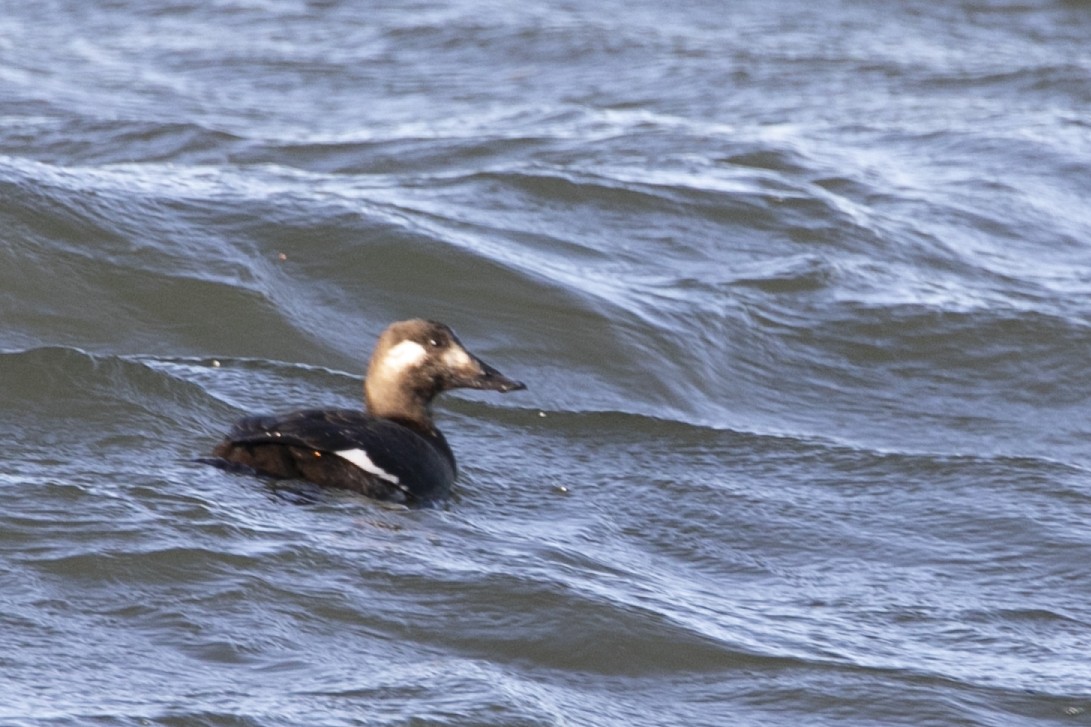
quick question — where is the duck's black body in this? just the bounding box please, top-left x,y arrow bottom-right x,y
213,409 -> 456,503
209,320 -> 524,505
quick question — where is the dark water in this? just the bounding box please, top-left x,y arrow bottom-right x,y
3,1 -> 1091,725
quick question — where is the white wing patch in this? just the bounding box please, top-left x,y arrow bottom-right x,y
334,448 -> 401,484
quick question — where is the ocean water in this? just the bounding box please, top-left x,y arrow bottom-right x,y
2,1 -> 1091,725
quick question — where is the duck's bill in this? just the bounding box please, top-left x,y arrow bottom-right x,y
463,356 -> 527,392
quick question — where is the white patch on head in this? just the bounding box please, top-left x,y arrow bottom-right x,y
442,346 -> 474,371
380,340 -> 428,374
334,448 -> 401,484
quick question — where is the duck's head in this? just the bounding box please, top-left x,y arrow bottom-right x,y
365,319 -> 525,429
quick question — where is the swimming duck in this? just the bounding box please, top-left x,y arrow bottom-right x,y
210,319 -> 525,504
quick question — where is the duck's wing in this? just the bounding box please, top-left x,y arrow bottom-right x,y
211,409 -> 455,503
223,409 -> 384,450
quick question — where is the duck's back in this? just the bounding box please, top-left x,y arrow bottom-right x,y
212,408 -> 456,504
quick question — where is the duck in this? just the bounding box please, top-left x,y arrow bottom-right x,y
209,319 -> 525,505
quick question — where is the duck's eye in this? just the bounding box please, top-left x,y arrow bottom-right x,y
428,338 -> 441,348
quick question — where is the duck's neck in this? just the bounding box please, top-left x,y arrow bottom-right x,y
363,369 -> 455,473
365,378 -> 436,436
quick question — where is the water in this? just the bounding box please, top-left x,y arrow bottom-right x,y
2,1 -> 1091,725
